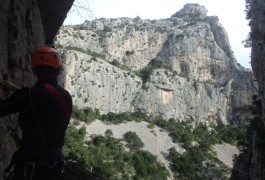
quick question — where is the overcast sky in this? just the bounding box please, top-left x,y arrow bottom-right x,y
64,0 -> 251,69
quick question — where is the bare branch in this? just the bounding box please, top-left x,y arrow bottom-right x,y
69,0 -> 95,21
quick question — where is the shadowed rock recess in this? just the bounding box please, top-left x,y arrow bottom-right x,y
57,4 -> 257,125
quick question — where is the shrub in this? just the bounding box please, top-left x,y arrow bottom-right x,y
124,131 -> 144,150
72,106 -> 100,123
63,125 -> 169,179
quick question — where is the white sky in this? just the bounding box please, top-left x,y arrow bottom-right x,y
64,0 -> 251,69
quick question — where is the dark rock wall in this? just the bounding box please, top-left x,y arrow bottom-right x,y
37,0 -> 74,41
250,0 -> 265,125
0,0 -> 74,179
233,0 -> 265,179
249,0 -> 265,179
0,1 -> 43,178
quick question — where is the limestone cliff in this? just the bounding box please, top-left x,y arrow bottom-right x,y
57,4 -> 257,124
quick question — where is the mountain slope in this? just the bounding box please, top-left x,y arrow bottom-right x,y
56,3 -> 257,124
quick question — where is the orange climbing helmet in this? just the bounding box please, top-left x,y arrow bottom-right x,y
31,46 -> 61,69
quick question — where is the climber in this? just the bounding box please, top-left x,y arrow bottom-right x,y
0,46 -> 72,180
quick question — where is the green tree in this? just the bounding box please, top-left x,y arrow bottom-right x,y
62,125 -> 169,180
105,129 -> 113,138
124,131 -> 144,150
133,150 -> 170,179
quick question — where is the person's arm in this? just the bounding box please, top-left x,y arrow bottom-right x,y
0,81 -> 26,118
0,80 -> 19,98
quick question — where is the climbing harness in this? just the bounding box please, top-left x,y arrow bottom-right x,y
4,150 -> 66,180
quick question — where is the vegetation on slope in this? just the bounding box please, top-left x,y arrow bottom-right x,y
62,125 -> 169,179
231,95 -> 265,178
64,106 -> 249,179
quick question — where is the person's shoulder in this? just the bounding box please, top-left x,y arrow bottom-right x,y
58,86 -> 73,107
57,86 -> 72,97
62,88 -> 72,98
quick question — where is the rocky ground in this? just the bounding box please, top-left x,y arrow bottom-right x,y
213,143 -> 239,168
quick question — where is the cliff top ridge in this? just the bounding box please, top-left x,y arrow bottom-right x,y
171,3 -> 208,19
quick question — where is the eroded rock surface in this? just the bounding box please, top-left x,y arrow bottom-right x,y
57,4 -> 257,124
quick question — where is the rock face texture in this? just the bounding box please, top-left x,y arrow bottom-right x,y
227,1 -> 265,179
0,1 -> 43,178
0,0 -> 73,179
250,0 -> 265,128
247,0 -> 265,179
57,3 -> 257,124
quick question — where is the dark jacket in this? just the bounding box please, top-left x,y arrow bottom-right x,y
0,78 -> 72,155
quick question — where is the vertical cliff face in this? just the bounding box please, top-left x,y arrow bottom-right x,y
0,0 -> 73,179
248,0 -> 265,179
57,4 -> 257,124
250,0 -> 265,124
0,0 -> 44,85
231,0 -> 265,179
0,1 -> 44,177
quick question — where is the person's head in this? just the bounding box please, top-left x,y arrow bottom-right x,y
31,46 -> 62,80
